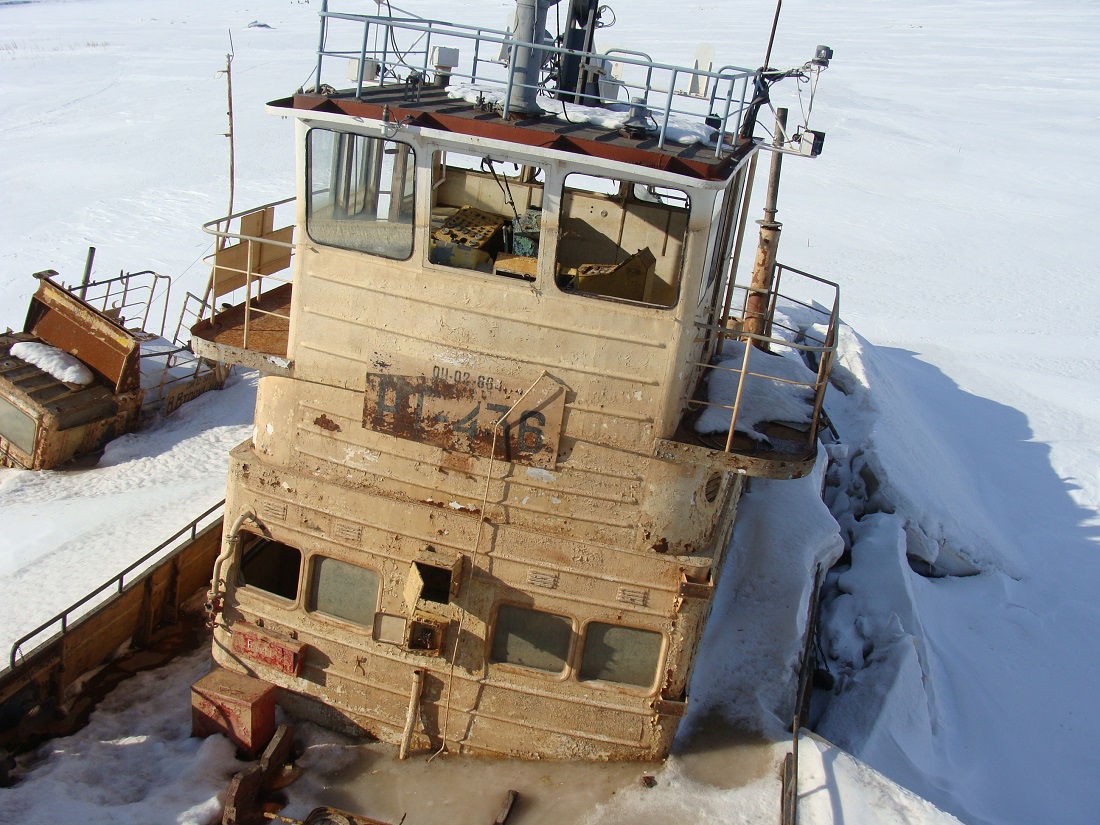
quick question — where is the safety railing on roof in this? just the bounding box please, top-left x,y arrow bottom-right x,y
311,2 -> 757,156
197,197 -> 297,354
689,263 -> 839,457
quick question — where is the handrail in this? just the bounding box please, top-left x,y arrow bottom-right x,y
312,5 -> 757,156
781,563 -> 826,825
7,499 -> 226,671
198,198 -> 298,352
75,269 -> 173,340
691,262 -> 840,458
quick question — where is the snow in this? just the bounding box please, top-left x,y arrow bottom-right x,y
9,341 -> 94,386
446,82 -> 716,144
695,338 -> 818,442
2,0 -> 1100,824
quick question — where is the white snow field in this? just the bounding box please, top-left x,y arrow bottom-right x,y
1,0 -> 1098,823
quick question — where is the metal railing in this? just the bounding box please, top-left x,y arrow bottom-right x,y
780,563 -> 827,825
311,3 -> 757,155
6,499 -> 225,671
198,197 -> 297,351
76,269 -> 172,339
54,268 -> 226,413
690,263 -> 839,456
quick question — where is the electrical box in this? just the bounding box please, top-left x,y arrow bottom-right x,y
795,129 -> 826,157
431,46 -> 460,69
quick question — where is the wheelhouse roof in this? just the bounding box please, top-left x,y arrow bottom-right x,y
272,86 -> 756,182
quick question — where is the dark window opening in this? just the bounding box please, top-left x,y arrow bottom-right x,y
429,150 -> 544,280
556,173 -> 688,307
414,561 -> 452,604
240,534 -> 301,602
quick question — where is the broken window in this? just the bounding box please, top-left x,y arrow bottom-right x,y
429,150 -> 544,280
579,622 -> 663,688
490,604 -> 572,674
307,555 -> 380,627
306,129 -> 416,260
556,172 -> 688,307
239,533 -> 302,602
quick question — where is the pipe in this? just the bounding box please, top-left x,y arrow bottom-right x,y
742,108 -> 786,345
399,668 -> 426,760
79,246 -> 96,300
506,0 -> 557,115
206,508 -> 255,615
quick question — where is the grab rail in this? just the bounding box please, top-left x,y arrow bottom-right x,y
312,2 -> 757,155
781,563 -> 826,825
7,499 -> 225,671
198,197 -> 297,352
689,263 -> 840,458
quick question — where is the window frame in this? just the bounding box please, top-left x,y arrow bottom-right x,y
488,602 -> 575,679
305,553 -> 383,630
237,531 -> 304,608
576,619 -> 666,693
304,127 -> 418,261
426,149 -> 546,283
555,171 -> 692,310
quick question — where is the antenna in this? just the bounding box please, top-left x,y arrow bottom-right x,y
762,0 -> 782,69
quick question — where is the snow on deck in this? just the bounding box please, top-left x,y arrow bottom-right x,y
9,341 -> 94,387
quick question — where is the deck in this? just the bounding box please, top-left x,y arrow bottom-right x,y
189,283 -> 294,376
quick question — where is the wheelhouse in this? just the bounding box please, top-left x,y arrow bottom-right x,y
194,2 -> 838,760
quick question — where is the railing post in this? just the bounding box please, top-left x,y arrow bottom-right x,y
314,0 -> 328,92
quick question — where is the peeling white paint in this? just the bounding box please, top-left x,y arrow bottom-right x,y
525,467 -> 558,483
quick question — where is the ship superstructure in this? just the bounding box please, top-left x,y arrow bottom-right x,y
192,0 -> 838,760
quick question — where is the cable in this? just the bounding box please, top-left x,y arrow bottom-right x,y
428,372 -> 551,762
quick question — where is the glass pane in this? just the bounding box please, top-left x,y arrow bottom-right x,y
579,622 -> 663,687
0,394 -> 37,455
490,604 -> 572,674
240,535 -> 301,601
307,129 -> 415,260
309,556 -> 380,627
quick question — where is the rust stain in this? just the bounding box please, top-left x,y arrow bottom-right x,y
314,414 -> 341,432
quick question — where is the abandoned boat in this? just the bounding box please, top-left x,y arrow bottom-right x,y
0,267 -> 226,470
191,0 -> 839,762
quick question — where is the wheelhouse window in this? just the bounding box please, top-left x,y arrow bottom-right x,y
307,129 -> 415,259
556,173 -> 688,307
490,604 -> 572,674
579,622 -> 663,688
429,150 -> 544,280
239,533 -> 302,602
307,556 -> 380,627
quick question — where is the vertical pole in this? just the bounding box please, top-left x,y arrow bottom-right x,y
718,151 -> 758,357
742,108 -> 786,347
314,0 -> 328,93
78,246 -> 96,299
507,0 -> 550,115
400,668 -> 426,760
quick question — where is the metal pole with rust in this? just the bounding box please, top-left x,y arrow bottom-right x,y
743,107 -> 787,348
